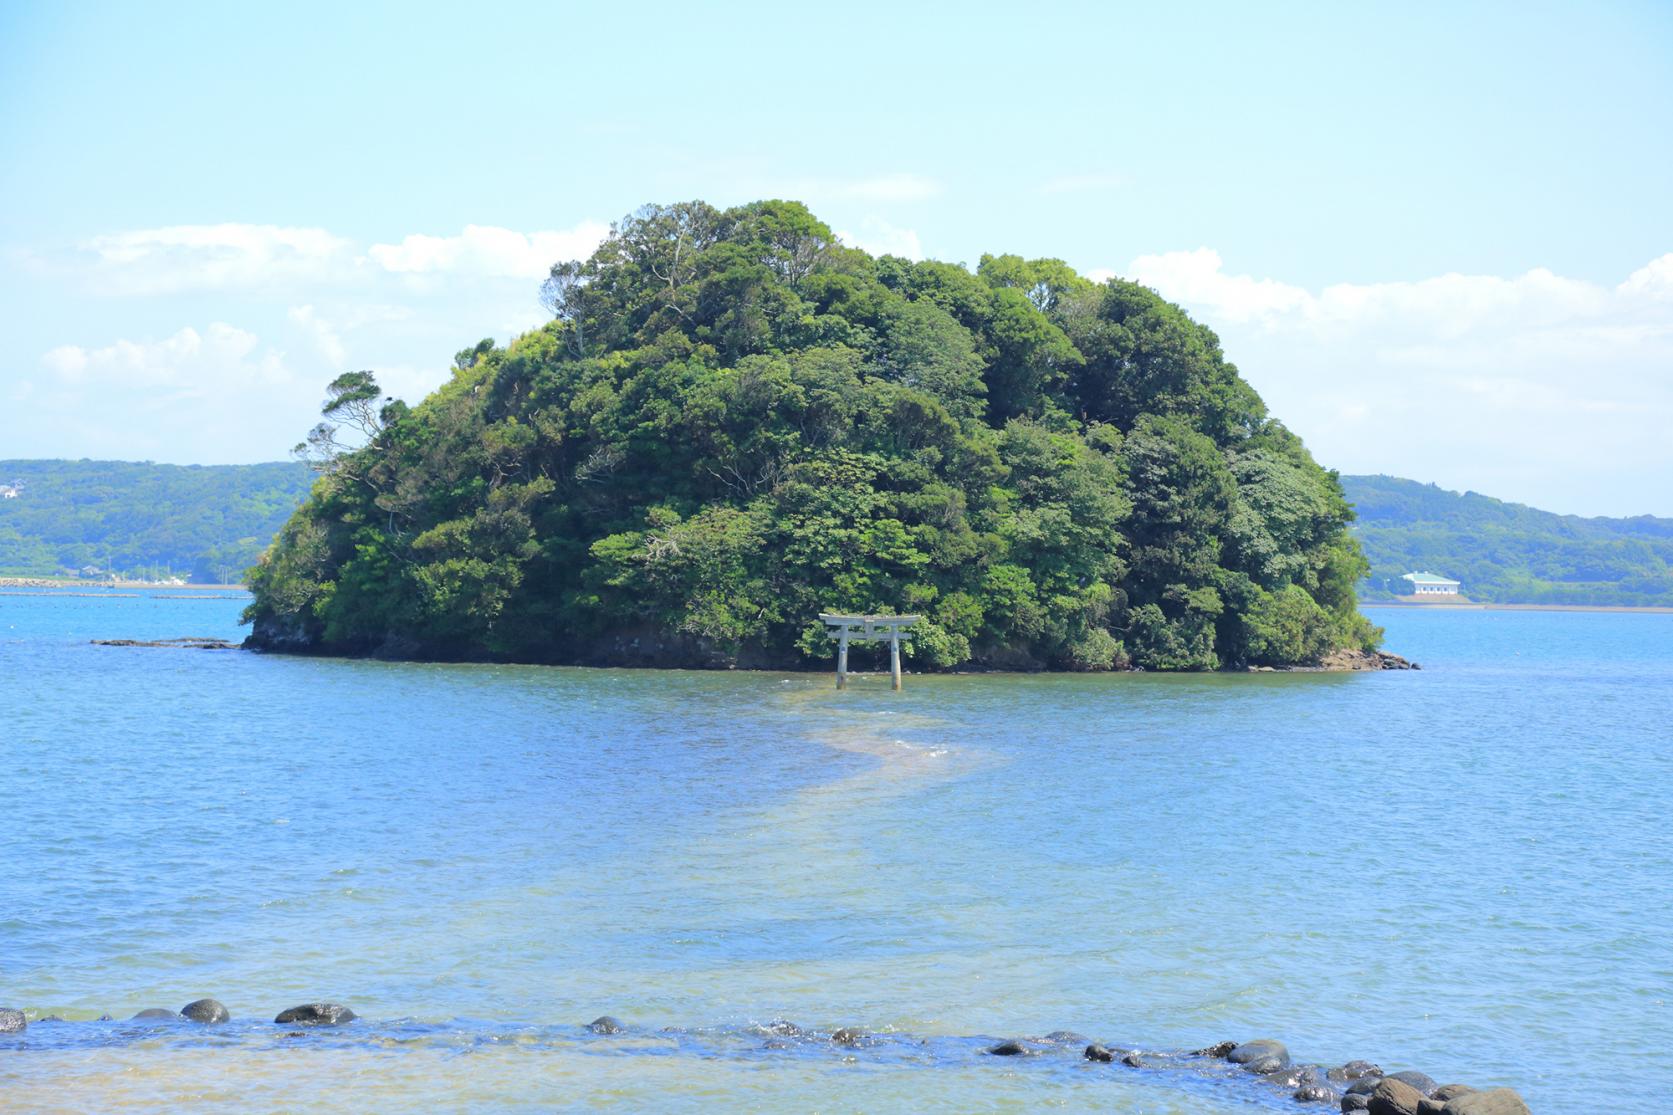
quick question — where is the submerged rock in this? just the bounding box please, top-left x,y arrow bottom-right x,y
984,1039 -> 1035,1056
1440,1090 -> 1530,1115
1368,1077 -> 1425,1115
830,1027 -> 866,1046
1297,1083 -> 1340,1103
274,1003 -> 357,1026
1194,1040 -> 1238,1058
180,999 -> 230,1023
0,1008 -> 25,1033
1085,1043 -> 1116,1062
1041,1029 -> 1087,1044
1229,1038 -> 1291,1074
1330,1061 -> 1383,1083
1341,1095 -> 1371,1112
1121,1051 -> 1145,1068
586,1016 -> 624,1035
131,1008 -> 177,1020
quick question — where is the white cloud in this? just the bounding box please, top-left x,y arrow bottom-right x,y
1114,249 -> 1673,515
287,305 -> 346,367
837,219 -> 924,261
82,224 -> 358,295
40,323 -> 288,389
367,221 -> 609,278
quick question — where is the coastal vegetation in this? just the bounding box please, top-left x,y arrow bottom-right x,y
0,459 -> 309,583
241,200 -> 1379,669
1344,475 -> 1673,606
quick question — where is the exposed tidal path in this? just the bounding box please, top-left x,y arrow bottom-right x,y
3,592 -> 1670,1111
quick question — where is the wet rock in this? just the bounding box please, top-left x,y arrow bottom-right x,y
984,1039 -> 1035,1056
1229,1039 -> 1292,1074
586,1016 -> 624,1035
1441,1090 -> 1530,1115
1042,1029 -> 1087,1044
97,1014 -> 113,1022
754,1019 -> 804,1038
1296,1083 -> 1340,1103
1347,1077 -> 1386,1097
1432,1086 -> 1476,1102
1277,1065 -> 1326,1088
181,999 -> 230,1023
0,1009 -> 25,1033
1386,1071 -> 1438,1097
131,1008 -> 177,1020
1194,1039 -> 1237,1058
274,1003 -> 357,1026
1330,1061 -> 1384,1083
1368,1077 -> 1425,1115
1341,1095 -> 1371,1112
1121,1051 -> 1145,1067
831,1027 -> 866,1046
1085,1043 -> 1115,1062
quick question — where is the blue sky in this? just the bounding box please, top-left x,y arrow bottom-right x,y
3,0 -> 1670,514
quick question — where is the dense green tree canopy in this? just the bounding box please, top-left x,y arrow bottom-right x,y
246,200 -> 1379,669
0,459 -> 309,582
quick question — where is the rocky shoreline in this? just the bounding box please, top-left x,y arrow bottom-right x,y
243,616 -> 1418,674
0,1003 -> 1526,1111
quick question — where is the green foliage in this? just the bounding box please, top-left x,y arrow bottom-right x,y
1344,475 -> 1673,606
0,459 -> 311,582
245,199 -> 1380,670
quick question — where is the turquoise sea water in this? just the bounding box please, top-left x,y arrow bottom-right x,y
2,593 -> 1670,1112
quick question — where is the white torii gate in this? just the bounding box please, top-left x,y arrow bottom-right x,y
819,613 -> 921,691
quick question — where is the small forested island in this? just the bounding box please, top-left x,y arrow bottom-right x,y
246,200 -> 1387,671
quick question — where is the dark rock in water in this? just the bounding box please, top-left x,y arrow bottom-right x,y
274,1003 -> 357,1026
1042,1029 -> 1087,1045
1341,1095 -> 1371,1112
1386,1071 -> 1438,1097
830,1027 -> 865,1047
984,1039 -> 1035,1056
1347,1076 -> 1386,1096
181,999 -> 229,1023
97,1014 -> 113,1022
761,1038 -> 792,1050
1121,1051 -> 1145,1068
1084,1043 -> 1115,1062
1296,1083 -> 1340,1103
1431,1086 -> 1476,1102
1368,1077 -> 1425,1115
1229,1039 -> 1291,1074
1194,1040 -> 1238,1058
1440,1090 -> 1530,1115
0,1009 -> 25,1033
1277,1065 -> 1326,1088
586,1016 -> 624,1035
1330,1061 -> 1384,1083
754,1019 -> 804,1038
132,1008 -> 177,1020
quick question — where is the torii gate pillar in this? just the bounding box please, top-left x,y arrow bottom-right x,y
819,613 -> 920,691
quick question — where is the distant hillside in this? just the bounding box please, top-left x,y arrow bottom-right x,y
0,460 -> 312,583
1343,475 -> 1673,606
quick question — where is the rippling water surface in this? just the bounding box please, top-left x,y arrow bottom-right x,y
3,593 -> 1670,1112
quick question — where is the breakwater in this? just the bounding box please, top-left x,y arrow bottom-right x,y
0,1004 -> 1529,1112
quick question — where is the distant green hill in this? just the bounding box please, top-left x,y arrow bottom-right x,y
1342,475 -> 1673,606
0,459 -> 312,583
